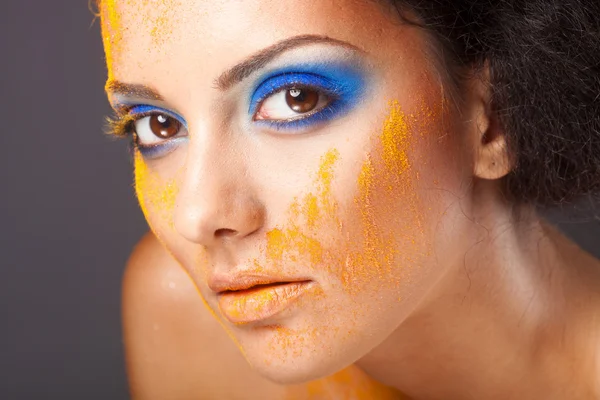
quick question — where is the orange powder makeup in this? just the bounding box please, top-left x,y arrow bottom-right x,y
263,149 -> 340,271
266,325 -> 325,361
381,101 -> 411,191
133,152 -> 178,229
285,365 -> 404,400
260,101 -> 423,296
99,0 -> 122,79
258,101 -> 423,364
100,0 -> 185,80
147,0 -> 182,47
134,152 -> 249,357
341,100 -> 421,294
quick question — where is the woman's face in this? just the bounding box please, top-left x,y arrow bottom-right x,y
102,0 -> 475,383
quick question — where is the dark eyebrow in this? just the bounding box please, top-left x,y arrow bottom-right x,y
105,35 -> 360,100
105,80 -> 163,101
215,34 -> 361,90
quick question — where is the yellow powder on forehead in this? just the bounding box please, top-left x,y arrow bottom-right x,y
100,0 -> 122,79
100,0 -> 184,78
145,0 -> 182,47
133,152 -> 178,229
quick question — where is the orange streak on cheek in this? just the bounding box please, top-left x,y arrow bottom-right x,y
133,152 -> 179,231
343,101 -> 419,294
266,228 -> 324,268
381,101 -> 411,192
304,193 -> 320,228
263,149 -> 340,270
314,149 -> 339,217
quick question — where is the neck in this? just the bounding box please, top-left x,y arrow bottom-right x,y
357,195 -> 600,399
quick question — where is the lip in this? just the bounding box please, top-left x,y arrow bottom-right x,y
217,280 -> 314,325
208,272 -> 312,294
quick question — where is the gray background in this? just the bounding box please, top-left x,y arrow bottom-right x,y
1,2 -> 141,399
0,1 -> 598,399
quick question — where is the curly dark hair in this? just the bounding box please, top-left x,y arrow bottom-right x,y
95,0 -> 600,205
392,0 -> 600,205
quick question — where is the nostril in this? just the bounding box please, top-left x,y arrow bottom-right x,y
215,228 -> 238,238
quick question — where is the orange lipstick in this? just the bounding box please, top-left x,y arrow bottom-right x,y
218,281 -> 313,324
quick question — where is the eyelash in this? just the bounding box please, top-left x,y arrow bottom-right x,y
105,66 -> 365,149
248,73 -> 350,131
105,106 -> 188,158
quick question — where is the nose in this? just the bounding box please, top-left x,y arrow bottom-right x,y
173,135 -> 266,246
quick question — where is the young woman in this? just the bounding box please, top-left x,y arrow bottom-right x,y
98,0 -> 600,398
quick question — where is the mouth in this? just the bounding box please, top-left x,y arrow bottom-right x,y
217,280 -> 314,325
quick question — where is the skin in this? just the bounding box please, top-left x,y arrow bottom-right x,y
101,0 -> 600,398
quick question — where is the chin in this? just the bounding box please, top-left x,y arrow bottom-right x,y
234,320 -> 370,385
245,347 -> 343,384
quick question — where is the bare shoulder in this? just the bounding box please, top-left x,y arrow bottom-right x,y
122,232 -> 285,400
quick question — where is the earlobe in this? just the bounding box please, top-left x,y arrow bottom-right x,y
469,65 -> 513,181
473,133 -> 512,180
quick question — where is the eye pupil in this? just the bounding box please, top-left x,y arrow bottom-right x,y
149,114 -> 181,139
285,88 -> 319,113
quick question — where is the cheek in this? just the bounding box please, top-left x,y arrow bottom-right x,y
342,101 -> 428,295
246,102 -> 435,368
133,152 -> 179,234
259,149 -> 340,276
256,100 -> 431,297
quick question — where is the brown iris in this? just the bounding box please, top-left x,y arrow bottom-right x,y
148,114 -> 181,139
285,88 -> 319,113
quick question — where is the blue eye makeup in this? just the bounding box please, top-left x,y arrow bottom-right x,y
112,104 -> 189,159
105,61 -> 368,157
134,135 -> 189,159
127,104 -> 188,125
248,62 -> 366,132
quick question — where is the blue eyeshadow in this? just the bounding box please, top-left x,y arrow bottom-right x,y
126,105 -> 189,159
248,62 -> 366,131
127,105 -> 188,129
136,137 -> 188,159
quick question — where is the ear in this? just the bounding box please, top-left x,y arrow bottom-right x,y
467,64 -> 513,180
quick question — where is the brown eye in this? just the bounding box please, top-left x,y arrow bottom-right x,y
285,88 -> 319,113
149,114 -> 181,139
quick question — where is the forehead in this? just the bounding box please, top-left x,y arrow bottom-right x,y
100,0 -> 403,80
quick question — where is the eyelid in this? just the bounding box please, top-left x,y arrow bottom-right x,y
127,105 -> 189,128
247,63 -> 367,132
249,72 -> 342,116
